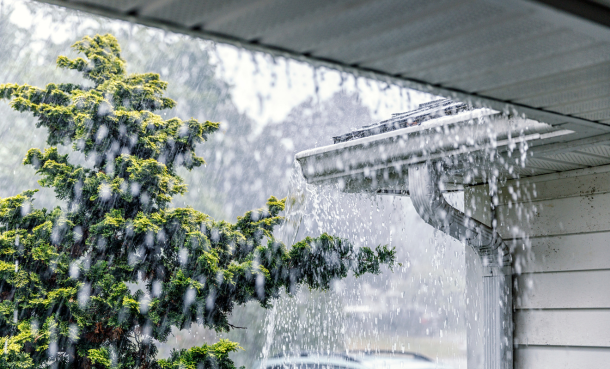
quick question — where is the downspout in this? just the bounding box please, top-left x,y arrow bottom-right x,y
408,162 -> 512,369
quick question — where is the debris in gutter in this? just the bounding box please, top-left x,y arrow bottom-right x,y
332,99 -> 469,143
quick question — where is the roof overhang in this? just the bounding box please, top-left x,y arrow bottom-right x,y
295,107 -> 573,192
31,0 -> 610,133
30,0 -> 610,183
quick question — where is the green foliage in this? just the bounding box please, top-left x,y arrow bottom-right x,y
158,339 -> 242,369
0,34 -> 396,368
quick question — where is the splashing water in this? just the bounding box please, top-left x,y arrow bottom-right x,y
256,160 -> 470,368
0,3 -> 548,368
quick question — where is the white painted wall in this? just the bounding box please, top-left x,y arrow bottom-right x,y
465,165 -> 610,369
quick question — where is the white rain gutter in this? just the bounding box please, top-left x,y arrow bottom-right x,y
295,108 -> 573,194
408,162 -> 512,369
295,109 -> 575,369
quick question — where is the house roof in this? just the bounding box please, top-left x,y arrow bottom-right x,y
295,101 -> 570,191
333,99 -> 469,143
32,0 -> 610,180
34,0 -> 610,133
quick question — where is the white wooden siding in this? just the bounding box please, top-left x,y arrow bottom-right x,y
496,168 -> 610,205
496,193 -> 610,237
513,232 -> 610,273
514,309 -> 610,346
514,270 -> 610,309
465,166 -> 610,369
515,346 -> 610,369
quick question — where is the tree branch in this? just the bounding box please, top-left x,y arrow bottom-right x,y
227,323 -> 246,330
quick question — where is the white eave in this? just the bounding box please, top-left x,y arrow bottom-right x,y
295,107 -> 574,192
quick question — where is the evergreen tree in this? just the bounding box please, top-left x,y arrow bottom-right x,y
0,34 -> 395,368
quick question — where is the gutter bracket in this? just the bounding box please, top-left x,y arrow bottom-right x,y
408,162 -> 513,369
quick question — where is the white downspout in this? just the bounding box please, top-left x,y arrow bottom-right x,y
408,162 -> 513,369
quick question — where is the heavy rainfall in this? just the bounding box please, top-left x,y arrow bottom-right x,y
0,1 -> 546,369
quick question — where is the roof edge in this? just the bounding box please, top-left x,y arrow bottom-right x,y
31,0 -> 610,136
530,0 -> 610,28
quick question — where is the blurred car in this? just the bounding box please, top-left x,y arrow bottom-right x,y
258,351 -> 452,369
260,352 -> 368,369
355,351 -> 453,369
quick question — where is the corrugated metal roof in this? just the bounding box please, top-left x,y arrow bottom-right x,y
34,0 -> 610,161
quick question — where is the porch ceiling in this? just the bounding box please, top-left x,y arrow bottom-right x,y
34,0 -> 610,144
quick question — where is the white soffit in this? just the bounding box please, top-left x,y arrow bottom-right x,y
33,0 -> 610,144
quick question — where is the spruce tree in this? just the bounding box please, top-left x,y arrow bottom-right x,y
0,34 -> 395,368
